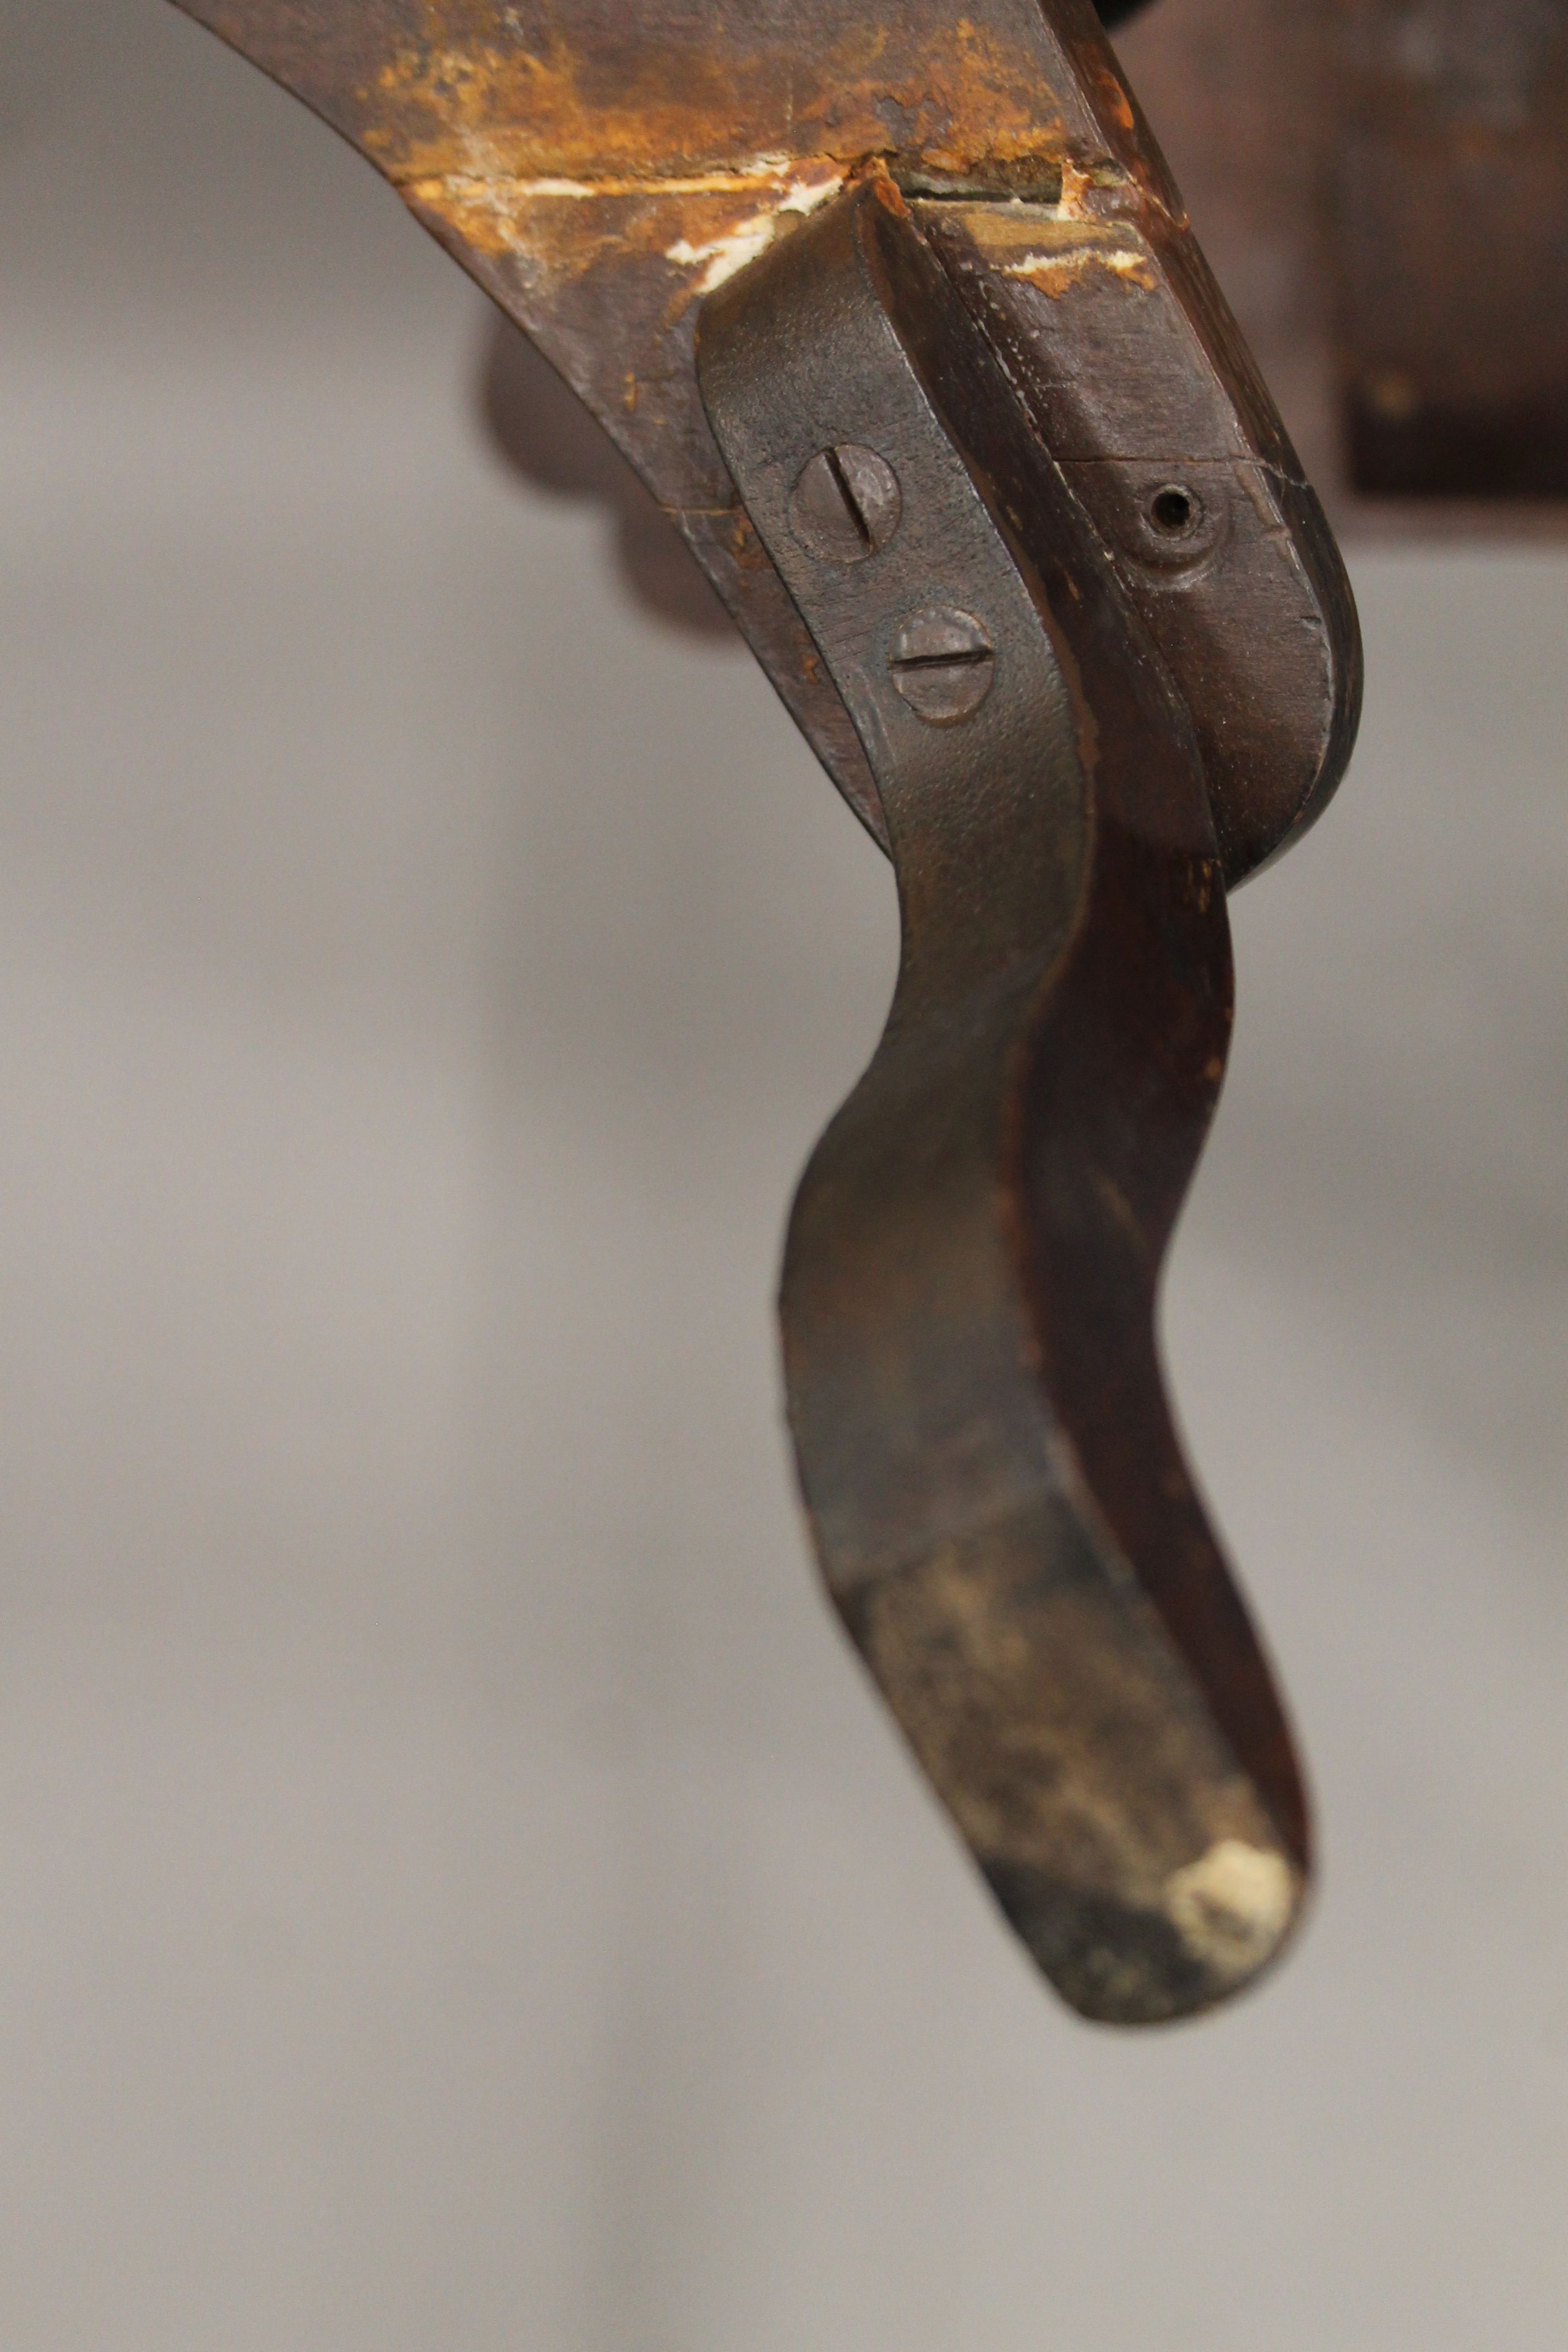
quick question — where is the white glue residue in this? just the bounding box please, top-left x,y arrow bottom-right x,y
666,168 -> 845,293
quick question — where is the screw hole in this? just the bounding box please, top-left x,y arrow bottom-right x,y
1150,485 -> 1196,536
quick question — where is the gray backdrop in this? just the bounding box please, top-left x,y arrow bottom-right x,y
1,4 -> 1566,2345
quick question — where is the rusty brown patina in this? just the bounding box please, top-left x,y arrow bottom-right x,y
181,1 -> 1180,493
179,0 -> 1356,879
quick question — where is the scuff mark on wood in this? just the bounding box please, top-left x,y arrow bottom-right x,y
1004,243 -> 1156,296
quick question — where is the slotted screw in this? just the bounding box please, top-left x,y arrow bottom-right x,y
889,607 -> 995,724
790,444 -> 902,562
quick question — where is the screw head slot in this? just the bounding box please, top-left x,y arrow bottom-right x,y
889,607 -> 995,724
790,444 -> 902,562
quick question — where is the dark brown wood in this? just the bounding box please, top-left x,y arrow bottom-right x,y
908,194 -> 1360,881
162,0 -> 1364,2020
173,0 -> 1358,882
478,319 -> 733,635
484,0 -> 1568,624
700,179 -> 1307,2020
